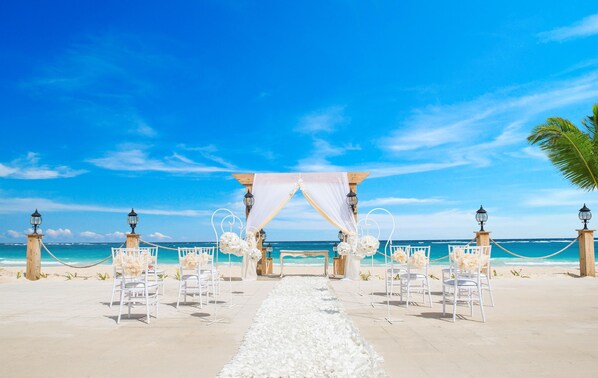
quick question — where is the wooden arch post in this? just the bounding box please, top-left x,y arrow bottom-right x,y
232,172 -> 370,277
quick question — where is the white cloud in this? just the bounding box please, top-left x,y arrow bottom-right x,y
0,152 -> 85,180
538,14 -> 598,42
295,106 -> 346,134
0,195 -> 210,217
148,232 -> 171,240
45,228 -> 73,238
360,197 -> 443,207
105,231 -> 126,240
6,230 -> 21,238
80,231 -> 103,239
135,121 -> 157,137
88,145 -> 235,174
523,189 -> 593,208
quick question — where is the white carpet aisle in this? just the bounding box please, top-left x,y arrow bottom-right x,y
219,276 -> 386,377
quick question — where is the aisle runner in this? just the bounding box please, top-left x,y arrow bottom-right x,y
219,277 -> 386,377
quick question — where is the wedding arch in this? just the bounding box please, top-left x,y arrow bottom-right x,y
232,172 -> 370,280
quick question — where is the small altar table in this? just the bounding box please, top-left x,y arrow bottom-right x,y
279,250 -> 329,277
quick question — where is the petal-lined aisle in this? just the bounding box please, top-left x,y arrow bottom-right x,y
219,276 -> 386,377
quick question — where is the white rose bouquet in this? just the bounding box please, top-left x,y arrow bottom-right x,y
247,247 -> 262,262
391,248 -> 408,263
337,242 -> 352,256
356,235 -> 380,257
220,232 -> 242,254
408,251 -> 427,268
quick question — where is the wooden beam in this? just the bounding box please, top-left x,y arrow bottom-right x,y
232,173 -> 255,186
347,172 -> 370,185
232,172 -> 370,186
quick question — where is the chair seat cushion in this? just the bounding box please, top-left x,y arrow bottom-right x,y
444,279 -> 478,287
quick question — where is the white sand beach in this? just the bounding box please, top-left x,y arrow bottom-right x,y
1,264 -> 597,377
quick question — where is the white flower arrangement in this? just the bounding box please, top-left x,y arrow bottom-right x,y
237,239 -> 250,257
458,253 -> 479,272
113,251 -> 125,268
450,247 -> 464,263
247,247 -> 262,262
181,252 -> 209,269
123,256 -> 143,277
408,251 -> 427,268
391,248 -> 408,263
356,235 -> 380,257
220,232 -> 242,254
337,242 -> 352,256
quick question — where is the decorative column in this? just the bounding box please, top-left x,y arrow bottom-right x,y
126,233 -> 140,249
475,231 -> 490,247
577,229 -> 596,277
26,233 -> 43,280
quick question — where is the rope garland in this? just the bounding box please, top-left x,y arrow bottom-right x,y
489,237 -> 578,260
40,240 -> 112,269
139,239 -> 179,251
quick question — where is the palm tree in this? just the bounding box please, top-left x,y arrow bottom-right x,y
528,104 -> 598,191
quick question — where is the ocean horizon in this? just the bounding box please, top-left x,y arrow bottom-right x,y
0,238 -> 585,268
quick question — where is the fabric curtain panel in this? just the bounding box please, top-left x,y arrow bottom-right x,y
301,172 -> 357,235
246,173 -> 301,233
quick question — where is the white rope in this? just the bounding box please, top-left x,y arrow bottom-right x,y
490,237 -> 578,260
139,239 -> 179,251
40,240 -> 112,269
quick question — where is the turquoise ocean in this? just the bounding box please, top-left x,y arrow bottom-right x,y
0,239 -> 585,267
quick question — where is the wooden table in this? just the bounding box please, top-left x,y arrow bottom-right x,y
279,250 -> 329,277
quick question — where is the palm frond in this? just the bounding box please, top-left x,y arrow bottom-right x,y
528,117 -> 598,191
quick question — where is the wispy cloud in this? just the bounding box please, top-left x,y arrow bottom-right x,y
148,232 -> 172,240
538,14 -> 598,42
295,106 -> 347,134
80,231 -> 104,239
523,188 -> 592,208
0,195 -> 210,217
0,152 -> 85,180
5,230 -> 21,238
88,144 -> 235,174
371,70 -> 598,178
360,197 -> 444,207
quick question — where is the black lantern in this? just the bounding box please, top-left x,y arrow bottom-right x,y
244,190 -> 255,212
337,230 -> 344,242
128,208 -> 138,234
579,204 -> 592,230
266,243 -> 273,258
346,190 -> 358,212
475,205 -> 488,231
332,242 -> 338,257
259,229 -> 267,242
30,209 -> 42,234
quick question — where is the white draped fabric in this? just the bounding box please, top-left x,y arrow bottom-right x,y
242,172 -> 360,280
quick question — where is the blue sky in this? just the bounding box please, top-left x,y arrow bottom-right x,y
1,1 -> 598,242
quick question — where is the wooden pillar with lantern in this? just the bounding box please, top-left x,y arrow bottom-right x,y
25,209 -> 43,281
125,208 -> 140,249
577,204 -> 596,277
26,209 -> 43,281
232,172 -> 370,278
474,205 -> 490,247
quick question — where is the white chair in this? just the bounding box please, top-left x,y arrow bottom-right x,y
176,247 -> 210,309
386,245 -> 409,296
443,245 -> 494,307
116,249 -> 159,324
400,246 -> 432,308
110,247 -> 138,307
198,246 -> 220,302
442,246 -> 486,322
